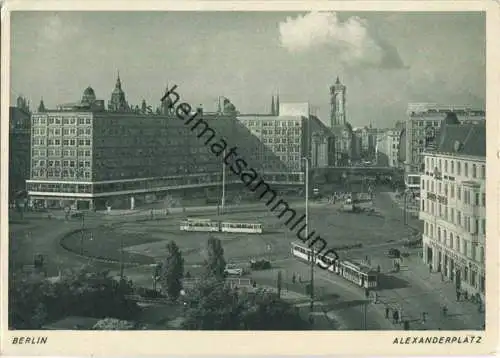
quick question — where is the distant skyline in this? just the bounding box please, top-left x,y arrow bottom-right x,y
10,11 -> 485,128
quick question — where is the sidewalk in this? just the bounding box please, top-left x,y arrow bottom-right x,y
368,252 -> 485,330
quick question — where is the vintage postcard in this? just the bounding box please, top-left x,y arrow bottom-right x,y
1,0 -> 498,356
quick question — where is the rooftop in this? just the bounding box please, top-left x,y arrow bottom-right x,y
431,123 -> 486,158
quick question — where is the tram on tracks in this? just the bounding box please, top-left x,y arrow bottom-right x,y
290,241 -> 378,289
180,218 -> 263,234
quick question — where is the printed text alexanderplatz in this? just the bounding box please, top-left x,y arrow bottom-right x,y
161,85 -> 339,267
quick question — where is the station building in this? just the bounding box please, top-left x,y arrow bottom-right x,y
419,122 -> 486,300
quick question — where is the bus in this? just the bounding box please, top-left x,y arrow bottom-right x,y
290,242 -> 378,289
180,219 -> 263,234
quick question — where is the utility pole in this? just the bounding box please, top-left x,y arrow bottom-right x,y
80,213 -> 85,255
302,157 -> 313,312
120,236 -> 124,280
221,149 -> 226,214
363,301 -> 367,329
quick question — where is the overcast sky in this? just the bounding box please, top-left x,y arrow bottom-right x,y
10,11 -> 485,128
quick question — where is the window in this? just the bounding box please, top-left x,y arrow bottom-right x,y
69,160 -> 75,167
63,140 -> 69,145
78,118 -> 85,124
475,193 -> 480,206
85,140 -> 91,146
438,227 -> 441,241
449,233 -> 453,249
63,160 -> 69,167
55,117 -> 61,124
443,229 -> 447,244
463,240 -> 468,257
85,118 -> 91,124
457,210 -> 461,225
450,208 -> 455,223
421,199 -> 425,211
63,118 -> 69,124
444,160 -> 448,173
457,187 -> 461,200
78,139 -> 84,145
55,139 -> 60,145
78,128 -> 84,135
450,185 -> 455,198
481,165 -> 486,178
482,193 -> 486,207
63,128 -> 69,135
464,163 -> 469,177
70,128 -> 76,135
456,236 -> 460,252
457,161 -> 461,175
54,129 -> 61,135
451,161 -> 454,174
472,164 -> 477,178
482,219 -> 486,235
48,118 -> 54,124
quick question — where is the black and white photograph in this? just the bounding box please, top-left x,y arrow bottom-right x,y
2,1 -> 498,356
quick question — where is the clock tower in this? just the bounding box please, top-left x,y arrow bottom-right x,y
330,76 -> 346,127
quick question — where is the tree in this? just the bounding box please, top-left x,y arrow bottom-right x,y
9,267 -> 139,329
182,277 -> 242,330
159,241 -> 184,301
93,318 -> 138,330
240,289 -> 309,330
204,236 -> 226,280
181,280 -> 309,330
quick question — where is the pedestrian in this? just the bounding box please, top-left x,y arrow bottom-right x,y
297,274 -> 301,283
421,311 -> 427,323
377,265 -> 381,273
442,305 -> 448,317
456,290 -> 461,302
292,272 -> 296,284
393,310 -> 399,324
440,272 -> 444,282
365,289 -> 369,299
385,307 -> 390,319
429,263 -> 432,273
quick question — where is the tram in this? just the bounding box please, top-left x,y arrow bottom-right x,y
179,218 -> 220,232
290,242 -> 378,289
180,218 -> 263,234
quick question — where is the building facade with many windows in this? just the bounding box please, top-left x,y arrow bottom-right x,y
419,123 -> 486,300
404,103 -> 485,175
375,129 -> 400,167
27,82 -> 300,210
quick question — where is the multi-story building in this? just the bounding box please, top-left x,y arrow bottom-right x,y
404,103 -> 485,174
419,122 -> 486,300
27,78 -> 297,210
403,103 -> 485,192
375,129 -> 400,167
9,97 -> 32,200
238,101 -> 335,171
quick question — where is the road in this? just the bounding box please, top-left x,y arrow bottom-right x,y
9,191 -> 484,330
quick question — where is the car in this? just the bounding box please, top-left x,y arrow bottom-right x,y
224,264 -> 243,276
387,248 -> 401,258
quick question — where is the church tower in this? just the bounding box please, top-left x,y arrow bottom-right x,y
330,76 -> 346,127
108,71 -> 129,112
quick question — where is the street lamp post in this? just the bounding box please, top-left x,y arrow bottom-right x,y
221,149 -> 226,215
302,157 -> 314,312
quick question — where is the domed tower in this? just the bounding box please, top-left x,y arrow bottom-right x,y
81,86 -> 96,105
108,71 -> 129,112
